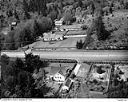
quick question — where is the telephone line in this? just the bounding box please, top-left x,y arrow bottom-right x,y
0,40 -> 34,44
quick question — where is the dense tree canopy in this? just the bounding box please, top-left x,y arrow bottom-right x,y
1,53 -> 50,98
1,16 -> 53,50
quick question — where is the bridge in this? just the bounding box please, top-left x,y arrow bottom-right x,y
1,50 -> 128,63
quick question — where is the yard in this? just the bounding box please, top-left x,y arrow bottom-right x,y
25,37 -> 85,50
87,64 -> 112,93
76,63 -> 91,78
88,10 -> 128,50
43,62 -> 76,97
107,64 -> 128,98
66,30 -> 86,35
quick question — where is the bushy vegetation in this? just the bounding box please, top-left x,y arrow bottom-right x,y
82,0 -> 128,50
0,0 -> 94,50
1,53 -> 51,98
0,17 -> 53,50
76,40 -> 84,49
1,0 -> 128,50
108,66 -> 128,98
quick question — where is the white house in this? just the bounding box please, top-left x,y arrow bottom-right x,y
50,67 -> 67,83
11,22 -> 17,26
55,18 -> 64,26
43,32 -> 64,41
53,70 -> 65,83
55,20 -> 63,26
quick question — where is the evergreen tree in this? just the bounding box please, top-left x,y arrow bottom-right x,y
4,31 -> 16,50
31,20 -> 40,40
36,0 -> 47,16
23,0 -> 29,12
76,40 -> 83,49
91,2 -> 95,15
78,0 -> 83,7
96,16 -> 110,41
29,0 -> 35,12
109,6 -> 113,14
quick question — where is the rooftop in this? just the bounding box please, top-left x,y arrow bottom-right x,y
60,24 -> 83,30
50,66 -> 67,76
65,78 -> 73,87
43,32 -> 64,40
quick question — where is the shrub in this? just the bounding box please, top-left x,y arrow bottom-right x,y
76,40 -> 84,49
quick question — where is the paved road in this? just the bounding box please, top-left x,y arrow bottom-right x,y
1,50 -> 128,62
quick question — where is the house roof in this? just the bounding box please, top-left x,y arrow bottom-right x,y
43,32 -> 64,40
65,78 -> 73,87
50,66 -> 67,76
58,70 -> 64,76
60,24 -> 83,30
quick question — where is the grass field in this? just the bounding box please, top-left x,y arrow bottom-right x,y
66,30 -> 86,35
44,63 -> 75,75
88,10 -> 128,50
27,37 -> 85,49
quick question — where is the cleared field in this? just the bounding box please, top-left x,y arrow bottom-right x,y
44,63 -> 75,73
76,63 -> 91,78
66,30 -> 86,35
60,24 -> 82,30
28,37 -> 85,49
87,64 -> 112,93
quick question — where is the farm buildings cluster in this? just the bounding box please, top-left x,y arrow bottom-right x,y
34,62 -> 128,98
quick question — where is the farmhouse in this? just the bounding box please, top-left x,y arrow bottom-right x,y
55,18 -> 64,26
43,32 -> 64,41
49,66 -> 67,83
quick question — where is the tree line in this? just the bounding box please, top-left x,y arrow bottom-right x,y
0,17 -> 53,50
1,53 -> 51,98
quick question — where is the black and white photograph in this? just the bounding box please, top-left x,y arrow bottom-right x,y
0,0 -> 128,100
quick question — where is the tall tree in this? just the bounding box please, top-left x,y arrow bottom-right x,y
78,0 -> 83,7
31,20 -> 40,40
76,40 -> 83,49
23,0 -> 29,13
25,53 -> 48,73
36,0 -> 47,16
4,31 -> 16,50
96,15 -> 110,41
63,10 -> 73,25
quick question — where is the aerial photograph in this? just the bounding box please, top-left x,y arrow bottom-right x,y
0,0 -> 128,99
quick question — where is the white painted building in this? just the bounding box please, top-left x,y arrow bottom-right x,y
55,18 -> 64,26
11,22 -> 17,26
73,64 -> 81,75
50,67 -> 67,83
55,20 -> 63,26
53,70 -> 65,83
43,32 -> 64,41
